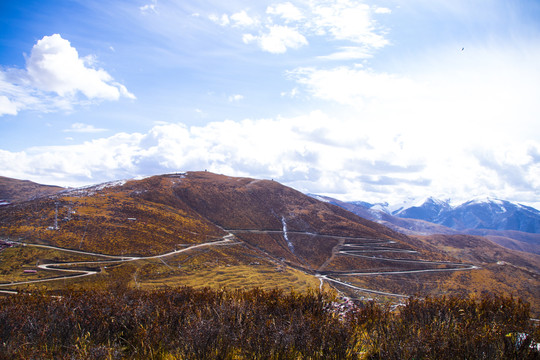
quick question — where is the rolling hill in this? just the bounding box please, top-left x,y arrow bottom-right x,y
0,172 -> 538,314
0,176 -> 64,205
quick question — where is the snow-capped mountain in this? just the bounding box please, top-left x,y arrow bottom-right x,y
312,195 -> 540,255
394,197 -> 452,222
438,198 -> 540,233
359,197 -> 540,234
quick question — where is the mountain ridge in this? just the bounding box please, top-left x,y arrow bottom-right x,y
0,176 -> 64,205
317,195 -> 540,255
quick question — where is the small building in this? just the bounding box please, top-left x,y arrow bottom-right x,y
23,269 -> 38,274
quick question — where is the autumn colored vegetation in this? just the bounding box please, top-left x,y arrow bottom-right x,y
0,287 -> 538,360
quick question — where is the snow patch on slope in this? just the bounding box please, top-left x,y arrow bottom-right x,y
281,216 -> 294,253
62,179 -> 127,197
307,194 -> 330,203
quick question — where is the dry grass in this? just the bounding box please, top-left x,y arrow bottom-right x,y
0,288 -> 538,359
138,264 -> 319,292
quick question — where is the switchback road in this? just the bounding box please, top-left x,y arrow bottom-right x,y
0,234 -> 239,293
229,229 -> 479,299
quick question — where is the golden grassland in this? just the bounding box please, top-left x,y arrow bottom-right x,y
335,264 -> 540,317
138,264 -> 319,292
0,246 -> 102,283
0,240 -> 324,297
120,246 -> 320,294
0,182 -> 226,256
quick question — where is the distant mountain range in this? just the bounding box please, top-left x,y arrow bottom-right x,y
311,195 -> 540,255
382,197 -> 539,233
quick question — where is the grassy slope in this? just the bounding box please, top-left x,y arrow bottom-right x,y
0,176 -> 63,203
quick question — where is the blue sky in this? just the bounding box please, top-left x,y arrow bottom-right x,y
1,0 -> 539,208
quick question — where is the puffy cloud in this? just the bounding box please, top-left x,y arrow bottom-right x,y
27,34 -> 135,100
0,132 -> 144,184
0,112 -> 373,186
209,13 -> 230,26
0,34 -> 134,116
374,7 -> 391,14
0,95 -> 19,116
230,10 -> 259,27
213,1 -> 389,55
267,2 -> 304,22
309,0 -> 388,48
211,10 -> 258,28
228,94 -> 244,102
244,25 -> 308,54
5,109 -> 538,208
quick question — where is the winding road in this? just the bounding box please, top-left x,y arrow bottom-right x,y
230,229 -> 480,299
1,229 -> 480,300
0,234 -> 239,294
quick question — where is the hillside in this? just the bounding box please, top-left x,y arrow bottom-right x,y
0,176 -> 64,205
0,172 -> 538,314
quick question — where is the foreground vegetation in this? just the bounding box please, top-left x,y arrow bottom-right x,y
1,287 -> 539,359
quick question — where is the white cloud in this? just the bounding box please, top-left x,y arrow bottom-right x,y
209,14 -> 230,26
0,95 -> 19,116
140,0 -> 158,14
292,41 -> 540,144
278,40 -> 540,206
309,0 -> 388,48
290,66 -> 422,107
0,34 -> 134,116
267,2 -> 304,22
27,34 -> 135,100
374,7 -> 392,14
213,1 -> 389,56
230,10 -> 259,27
228,94 -> 244,102
245,25 -> 308,54
2,109 -> 538,208
317,46 -> 373,60
63,123 -> 108,133
242,33 -> 257,44
280,87 -> 298,97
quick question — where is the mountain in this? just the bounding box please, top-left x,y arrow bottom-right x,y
0,172 -> 539,315
396,197 -> 452,222
398,197 -> 540,254
391,197 -> 540,233
438,198 -> 540,233
0,176 -> 64,205
312,195 -> 459,236
322,196 -> 540,255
